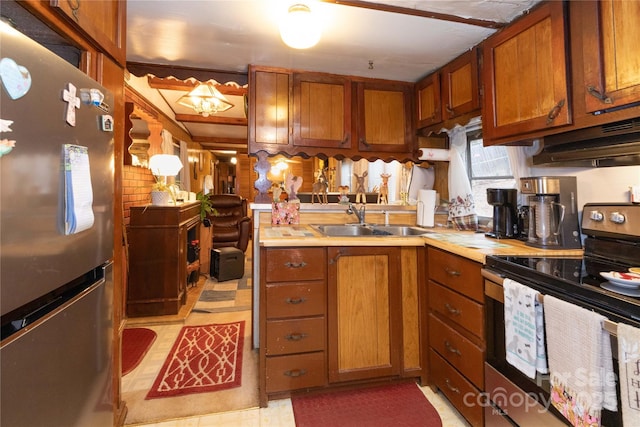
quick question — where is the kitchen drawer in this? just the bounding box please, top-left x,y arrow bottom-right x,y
428,248 -> 482,302
429,281 -> 484,339
429,313 -> 484,388
266,281 -> 326,319
265,352 -> 326,393
430,349 -> 483,427
266,317 -> 326,356
265,248 -> 326,282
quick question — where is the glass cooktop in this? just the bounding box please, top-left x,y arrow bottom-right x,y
485,255 -> 640,324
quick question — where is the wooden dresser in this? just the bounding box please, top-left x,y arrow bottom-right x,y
427,247 -> 484,426
127,202 -> 200,317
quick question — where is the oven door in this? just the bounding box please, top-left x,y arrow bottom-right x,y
482,268 -> 627,427
483,269 -> 567,426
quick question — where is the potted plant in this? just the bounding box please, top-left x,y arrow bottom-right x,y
197,191 -> 216,226
150,177 -> 175,206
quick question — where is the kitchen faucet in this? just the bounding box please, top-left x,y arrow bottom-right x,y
346,203 -> 366,225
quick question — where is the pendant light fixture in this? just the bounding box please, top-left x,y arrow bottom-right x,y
177,83 -> 234,117
280,3 -> 321,49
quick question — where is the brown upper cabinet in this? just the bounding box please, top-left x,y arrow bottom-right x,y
49,0 -> 126,66
249,65 -> 416,160
293,73 -> 352,149
580,0 -> 640,114
482,1 -> 571,145
249,67 -> 292,148
415,48 -> 480,130
356,81 -> 414,154
441,48 -> 480,121
415,73 -> 442,128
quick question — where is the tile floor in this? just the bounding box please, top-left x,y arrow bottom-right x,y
123,252 -> 471,427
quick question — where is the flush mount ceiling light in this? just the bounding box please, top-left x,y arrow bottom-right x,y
177,83 -> 233,117
280,3 -> 321,49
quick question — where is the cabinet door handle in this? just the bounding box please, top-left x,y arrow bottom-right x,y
587,85 -> 613,104
284,261 -> 307,269
546,99 -> 565,125
445,340 -> 462,356
445,378 -> 460,394
445,104 -> 454,115
286,297 -> 306,305
360,138 -> 370,147
285,332 -> 308,341
341,134 -> 350,146
444,267 -> 461,277
444,303 -> 461,316
284,369 -> 307,377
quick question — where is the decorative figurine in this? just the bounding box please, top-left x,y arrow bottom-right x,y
285,173 -> 302,202
377,173 -> 391,204
311,167 -> 329,204
338,185 -> 350,204
353,171 -> 368,204
271,183 -> 282,203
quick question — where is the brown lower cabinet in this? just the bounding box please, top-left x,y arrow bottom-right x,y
427,247 -> 485,425
259,245 -> 423,406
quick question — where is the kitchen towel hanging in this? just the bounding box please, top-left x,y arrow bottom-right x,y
618,323 -> 640,427
416,189 -> 436,227
503,278 -> 547,379
544,296 -> 617,427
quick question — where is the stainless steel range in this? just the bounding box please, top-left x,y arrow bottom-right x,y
482,203 -> 640,426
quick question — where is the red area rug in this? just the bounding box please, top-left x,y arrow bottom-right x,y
292,382 -> 442,427
122,328 -> 157,376
146,321 -> 244,399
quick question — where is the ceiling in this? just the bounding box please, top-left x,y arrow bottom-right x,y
126,0 -> 541,154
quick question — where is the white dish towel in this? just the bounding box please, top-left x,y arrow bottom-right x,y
503,278 -> 547,379
544,296 -> 617,426
618,322 -> 640,427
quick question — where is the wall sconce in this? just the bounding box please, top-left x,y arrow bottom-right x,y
177,83 -> 234,117
280,3 -> 321,49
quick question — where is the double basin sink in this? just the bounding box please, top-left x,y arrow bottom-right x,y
311,224 -> 432,237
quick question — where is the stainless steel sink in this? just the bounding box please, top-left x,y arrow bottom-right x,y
311,224 -> 432,237
372,225 -> 433,236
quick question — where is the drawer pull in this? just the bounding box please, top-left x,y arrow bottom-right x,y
444,267 -> 461,277
445,378 -> 460,394
285,332 -> 307,341
444,303 -> 461,316
444,340 -> 462,356
285,261 -> 307,269
284,369 -> 307,377
286,297 -> 306,305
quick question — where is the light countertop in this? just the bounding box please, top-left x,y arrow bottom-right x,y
258,224 -> 583,263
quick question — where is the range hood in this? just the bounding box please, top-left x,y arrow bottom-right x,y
533,117 -> 640,167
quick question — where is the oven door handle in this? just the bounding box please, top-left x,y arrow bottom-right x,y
482,268 -> 505,304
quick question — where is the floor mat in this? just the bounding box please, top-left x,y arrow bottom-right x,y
292,382 -> 443,427
146,321 -> 244,399
122,328 -> 157,376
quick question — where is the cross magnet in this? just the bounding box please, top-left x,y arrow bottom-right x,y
62,83 -> 81,126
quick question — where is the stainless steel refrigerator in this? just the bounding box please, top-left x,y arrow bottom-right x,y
1,23 -> 114,426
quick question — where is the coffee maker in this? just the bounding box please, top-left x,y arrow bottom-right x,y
486,188 -> 518,238
520,176 -> 581,249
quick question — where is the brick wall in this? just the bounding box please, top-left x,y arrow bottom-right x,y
123,165 -> 155,226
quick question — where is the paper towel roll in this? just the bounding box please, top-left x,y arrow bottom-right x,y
418,148 -> 450,161
417,189 -> 437,227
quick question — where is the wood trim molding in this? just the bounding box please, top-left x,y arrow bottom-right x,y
174,114 -> 248,126
322,0 -> 506,29
147,76 -> 247,96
